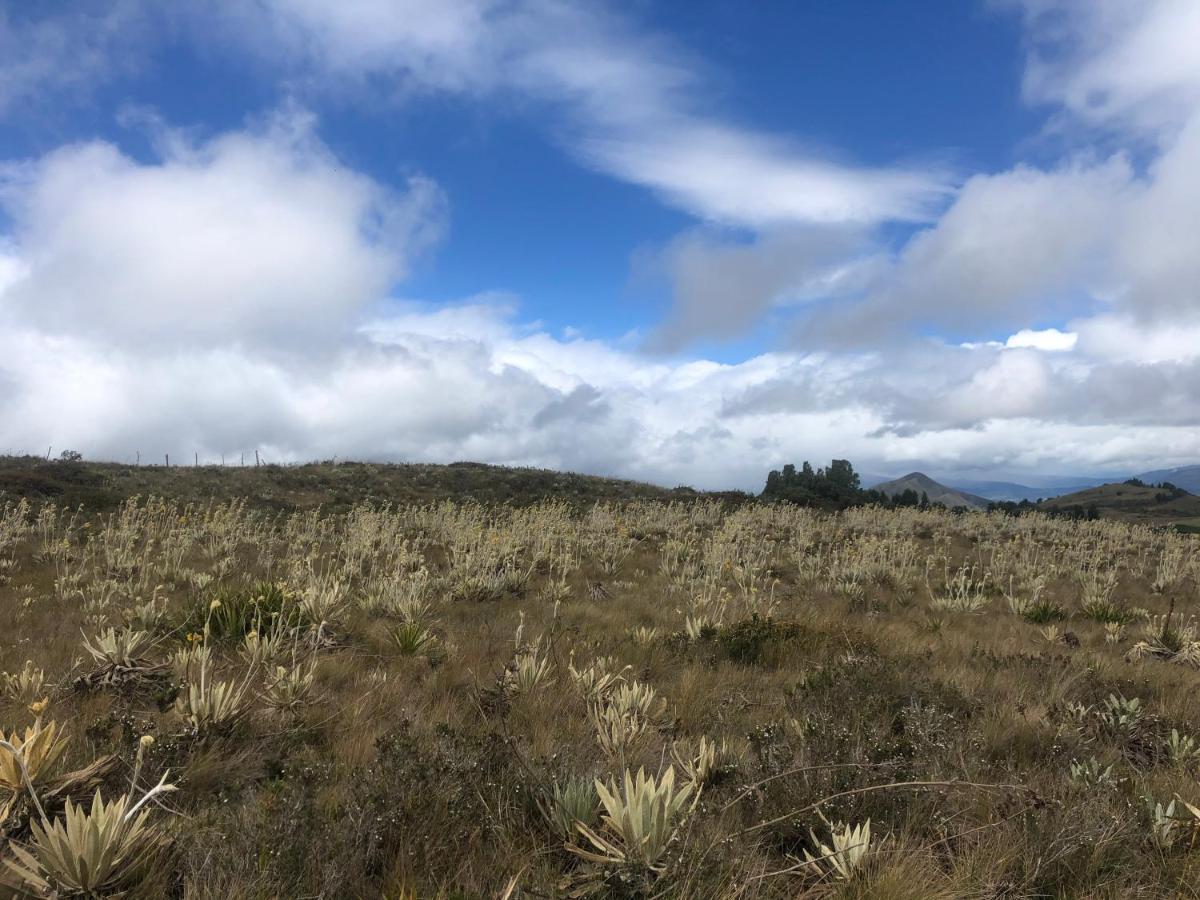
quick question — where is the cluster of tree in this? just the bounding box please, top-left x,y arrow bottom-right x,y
1124,478 -> 1188,501
889,487 -> 933,508
763,460 -> 869,509
1154,482 -> 1188,502
761,460 -> 941,511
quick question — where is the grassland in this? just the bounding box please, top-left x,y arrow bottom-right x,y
0,455 -> 715,513
1,464 -> 1200,897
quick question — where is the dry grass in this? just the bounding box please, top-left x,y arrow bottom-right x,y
0,488 -> 1199,897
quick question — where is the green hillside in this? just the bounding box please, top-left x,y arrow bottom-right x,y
0,455 -> 718,513
1040,481 -> 1200,527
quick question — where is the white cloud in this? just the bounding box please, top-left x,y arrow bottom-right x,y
2,99 -> 1197,487
6,278 -> 1200,488
645,226 -> 869,349
604,2 -> 1200,354
1073,315 -> 1200,364
217,0 -> 503,93
198,0 -> 950,227
0,109 -> 445,348
576,122 -> 948,227
1114,114 -> 1200,315
891,160 -> 1127,323
1005,328 -> 1077,351
1009,0 -> 1200,137
793,157 -> 1132,345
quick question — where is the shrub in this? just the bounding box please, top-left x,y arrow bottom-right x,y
715,616 -> 804,666
1080,599 -> 1138,626
1022,599 -> 1068,625
184,581 -> 303,641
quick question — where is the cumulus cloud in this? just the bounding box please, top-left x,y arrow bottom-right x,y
774,157 -> 1130,347
1005,328 -> 1077,351
0,109 -> 445,348
783,123 -> 1199,349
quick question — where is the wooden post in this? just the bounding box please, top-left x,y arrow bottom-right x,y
255,450 -> 260,467
194,451 -> 199,468
165,454 -> 169,467
136,451 -> 140,467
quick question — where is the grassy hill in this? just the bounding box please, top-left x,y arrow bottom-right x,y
947,477 -> 1107,503
1138,463 -> 1200,495
0,455 -> 720,513
1040,481 -> 1200,528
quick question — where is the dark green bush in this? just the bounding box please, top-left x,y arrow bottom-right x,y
1022,599 -> 1068,624
179,580 -> 304,640
715,615 -> 804,666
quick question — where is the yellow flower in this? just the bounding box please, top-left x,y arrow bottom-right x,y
139,734 -> 155,748
209,599 -> 222,611
28,698 -> 49,716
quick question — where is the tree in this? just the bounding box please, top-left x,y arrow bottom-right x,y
761,459 -> 872,510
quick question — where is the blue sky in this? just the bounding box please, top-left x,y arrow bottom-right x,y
1,0 -> 1029,344
2,1 -> 1200,488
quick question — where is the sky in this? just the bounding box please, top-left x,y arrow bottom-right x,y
2,0 -> 1200,490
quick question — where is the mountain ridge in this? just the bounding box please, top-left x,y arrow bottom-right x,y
1136,464 -> 1200,495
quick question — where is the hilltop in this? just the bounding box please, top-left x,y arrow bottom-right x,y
0,455 -> 718,513
1040,480 -> 1200,527
871,471 -> 989,509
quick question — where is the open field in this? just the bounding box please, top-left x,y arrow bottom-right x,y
2,484 -> 1200,897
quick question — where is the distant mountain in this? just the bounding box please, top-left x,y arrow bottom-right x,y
1136,464 -> 1200,494
872,472 -> 989,509
947,478 -> 1107,503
